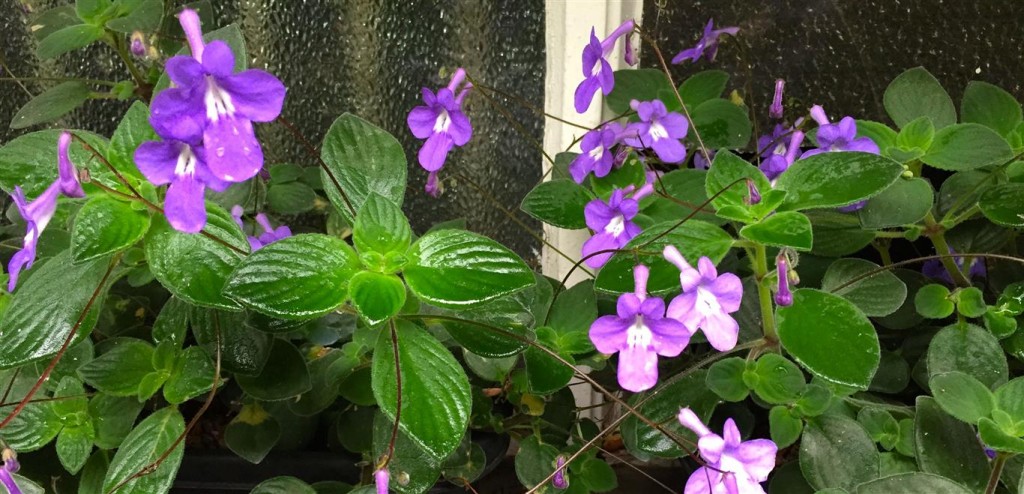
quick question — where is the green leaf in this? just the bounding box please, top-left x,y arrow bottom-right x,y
320,114 -> 407,223
957,286 -> 987,318
979,183 -> 1024,227
58,422 -> 94,474
679,70 -> 729,108
595,220 -> 733,296
548,280 -> 598,355
288,350 -> 347,416
740,211 -> 813,250
101,407 -> 185,494
524,330 -> 574,394
927,323 -> 1008,389
896,116 -> 936,151
349,271 -> 406,325
236,339 -> 311,401
30,6 -> 80,41
690,98 -> 752,149
914,396 -> 990,492
605,69 -> 671,114
858,178 -> 934,229
77,338 -> 154,397
777,289 -> 880,389
225,234 -> 360,319
146,202 -> 248,310
190,307 -> 271,376
36,24 -> 104,60
105,0 -> 163,33
371,321 -> 471,460
250,477 -> 316,494
0,252 -> 109,369
108,102 -> 154,181
930,371 -> 994,423
707,357 -> 749,401
821,258 -> 907,317
799,414 -> 879,491
883,67 -> 957,129
643,169 -> 723,225
807,211 -> 875,257
854,473 -> 972,494
225,403 -> 280,464
857,120 -> 899,151
353,193 -> 412,255
163,346 -> 215,404
979,417 -> 1024,454
521,179 -> 593,229
776,152 -> 904,211
621,370 -> 718,459
372,412 -> 441,494
704,150 -> 772,221
10,81 -> 93,129
267,182 -> 316,214
514,435 -> 561,490
995,377 -> 1024,424
921,123 -> 1014,171
580,457 -> 618,492
404,229 -> 533,309
915,283 -> 955,319
962,81 -> 1023,137
88,393 -> 143,449
72,196 -> 151,263
770,405 -> 804,448
441,284 -> 538,357
747,353 -> 806,404
75,0 -> 110,21
0,129 -> 111,197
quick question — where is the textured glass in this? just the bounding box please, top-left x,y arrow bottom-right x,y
1,0 -> 545,261
642,0 -> 1024,130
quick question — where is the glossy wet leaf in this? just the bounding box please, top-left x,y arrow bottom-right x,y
88,393 -> 143,449
883,67 -> 957,129
320,114 -> 407,223
353,193 -> 413,255
163,346 -> 216,404
0,129 -> 111,198
101,407 -> 185,494
979,183 -> 1024,227
11,81 -> 93,129
372,411 -> 441,494
72,196 -> 151,263
190,307 -> 271,376
521,179 -> 593,230
621,370 -> 718,460
108,101 -> 155,181
775,152 -> 904,211
225,403 -> 281,464
807,211 -> 876,257
821,258 -> 907,317
914,396 -> 989,492
927,323 -> 1008,389
799,414 -> 879,491
77,338 -> 154,397
236,339 -> 311,401
349,271 -> 406,325
740,211 -> 813,250
707,357 -> 749,402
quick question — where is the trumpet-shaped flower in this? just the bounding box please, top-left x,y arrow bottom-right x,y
769,79 -> 785,120
407,68 -> 473,197
569,122 -> 623,183
231,206 -> 292,251
581,187 -> 647,268
553,455 -> 569,489
135,139 -> 230,233
664,247 -> 743,351
149,8 -> 286,183
678,408 -> 777,494
757,125 -> 804,181
575,20 -> 635,113
0,449 -> 20,494
374,467 -> 389,494
623,99 -> 689,163
800,105 -> 879,158
589,265 -> 693,392
672,19 -> 739,65
775,253 -> 793,307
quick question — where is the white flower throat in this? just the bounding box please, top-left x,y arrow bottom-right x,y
648,121 -> 668,141
434,109 -> 452,133
204,78 -> 236,121
175,146 -> 198,178
626,316 -> 652,349
604,215 -> 626,237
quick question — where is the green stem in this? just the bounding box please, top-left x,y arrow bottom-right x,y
752,243 -> 778,344
110,33 -> 146,88
924,212 -> 971,287
984,452 -> 1009,494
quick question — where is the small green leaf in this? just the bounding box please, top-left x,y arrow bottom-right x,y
353,193 -> 412,255
678,70 -> 729,108
36,24 -> 104,60
858,178 -> 934,229
690,98 -> 752,149
857,120 -> 899,151
995,377 -> 1024,425
799,414 -> 879,491
57,422 -> 94,474
704,150 -> 772,221
921,123 -> 1014,171
769,406 -> 804,448
777,289 -> 880,389
225,234 -> 361,319
250,477 -> 316,494
267,182 -> 316,214
77,338 -> 155,397
927,323 -> 1008,389
72,196 -> 151,263
514,435 -> 561,490
821,258 -> 907,317
747,353 -> 806,404
979,183 -> 1024,227
896,116 -> 936,151
706,357 -> 749,401
962,81 -> 1023,137
521,179 -> 593,229
883,67 -> 957,129
349,271 -> 406,325
10,81 -> 93,129
404,229 -> 533,309
643,169 -> 723,225
105,0 -> 163,33
979,417 -> 1024,454
236,339 -> 311,401
605,69 -> 671,114
930,371 -> 994,423
524,329 -> 574,395
320,114 -> 407,224
740,211 -> 813,250
580,457 -> 618,492
101,407 -> 185,494
163,346 -> 216,404
88,393 -> 143,449
957,286 -> 987,318
857,407 -> 899,450
776,152 -> 904,211
915,283 -> 955,319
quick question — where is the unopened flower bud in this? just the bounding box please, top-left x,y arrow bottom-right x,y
374,467 -> 389,494
624,33 -> 638,66
553,455 -> 569,489
745,179 -> 761,205
130,31 -> 146,57
769,79 -> 785,120
775,254 -> 793,306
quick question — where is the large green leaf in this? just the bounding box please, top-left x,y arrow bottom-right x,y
0,252 -> 110,369
521,179 -> 592,230
979,183 -> 1024,227
927,323 -> 1008,389
739,211 -> 813,250
821,259 -> 907,317
404,229 -> 533,309
190,307 -> 271,376
72,196 -> 151,263
146,202 -> 249,310
921,123 -> 1014,171
163,346 -> 216,404
107,102 -> 154,181
320,114 -> 407,223
914,396 -> 989,492
854,473 -> 971,494
807,211 -> 875,257
883,67 -> 957,129
372,412 -> 441,494
644,169 -> 722,225
88,393 -> 144,449
775,152 -> 904,211
621,370 -> 719,460
678,70 -> 729,109
800,414 -> 879,491
930,371 -> 995,424
371,322 -> 471,460
353,193 -> 413,255
77,338 -> 154,397
605,69 -> 671,114
225,234 -> 360,319
961,81 -> 1023,137
594,220 -> 733,296
441,286 -> 538,358
777,289 -> 880,389
236,339 -> 311,401
690,98 -> 752,149
858,178 -> 934,229
11,81 -> 93,129
102,407 -> 185,494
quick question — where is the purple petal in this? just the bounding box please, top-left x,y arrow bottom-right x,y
584,199 -> 616,231
418,132 -> 454,172
574,76 -> 601,114
589,315 -> 630,354
447,110 -> 473,146
698,434 -> 725,464
659,112 -> 690,138
809,105 -> 830,126
582,232 -> 618,268
618,197 -> 639,220
683,467 -> 720,494
845,137 -> 880,154
597,59 -> 615,94
204,117 -> 264,182
165,55 -> 204,87
218,69 -> 287,122
57,132 -> 84,197
425,171 -> 440,197
617,345 -> 658,392
616,293 -> 643,319
634,265 -> 651,299
408,105 -> 439,139
835,117 -> 859,141
647,317 -> 692,357
569,153 -> 596,184
8,246 -> 36,292
651,138 -> 687,163
736,439 -> 778,481
165,175 -> 207,233
678,408 -> 712,437
697,257 -> 718,280
0,464 -> 22,494
666,292 -> 697,325
150,86 -> 206,144
722,418 -> 742,449
708,273 -> 743,313
701,311 -> 740,351
200,40 -> 235,78
672,47 -> 701,65
134,141 -> 183,185
374,468 -> 389,494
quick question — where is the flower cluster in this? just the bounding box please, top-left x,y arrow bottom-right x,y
136,8 -> 285,233
8,132 -> 84,292
408,68 -> 473,197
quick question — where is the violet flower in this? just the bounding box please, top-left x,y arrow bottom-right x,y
231,206 -> 292,251
569,122 -> 623,183
678,408 -> 777,494
581,187 -> 649,268
664,246 -> 743,352
149,8 -> 286,183
801,105 -> 879,158
589,265 -> 693,392
745,179 -> 761,206
775,254 -> 793,307
130,31 -> 146,57
553,455 -> 569,489
671,19 -> 739,65
922,248 -> 986,284
135,139 -> 230,233
574,20 -> 636,113
0,449 -> 19,494
769,79 -> 785,120
693,149 -> 715,170
374,467 -> 389,494
407,68 -> 473,197
623,99 -> 689,164
757,125 -> 804,181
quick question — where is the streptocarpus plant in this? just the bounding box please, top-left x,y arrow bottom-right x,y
2,4 -> 1024,494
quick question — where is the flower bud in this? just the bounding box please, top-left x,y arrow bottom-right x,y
553,455 -> 569,489
130,31 -> 146,58
769,79 -> 785,120
775,254 -> 793,306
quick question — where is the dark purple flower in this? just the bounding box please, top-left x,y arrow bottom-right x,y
374,467 -> 389,494
693,149 -> 715,170
769,79 -> 785,120
231,206 -> 292,251
569,122 -> 624,183
671,19 -> 739,65
135,139 -> 229,233
581,188 -> 647,268
574,20 -> 635,113
775,254 -> 793,307
0,448 -> 21,494
130,31 -> 146,57
57,132 -> 85,198
678,408 -> 777,494
624,32 -> 639,66
407,68 -> 473,197
800,105 -> 879,159
745,179 -> 761,206
665,247 -> 743,352
149,8 -> 286,183
553,455 -> 569,489
757,125 -> 804,182
623,99 -> 689,164
589,265 -> 693,392
923,248 -> 987,284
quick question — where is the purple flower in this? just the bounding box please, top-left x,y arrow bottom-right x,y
231,206 -> 292,251
671,19 -> 739,65
769,79 -> 785,120
923,248 -> 987,284
553,455 -> 569,489
800,105 -> 879,159
130,31 -> 146,57
0,448 -> 20,494
569,122 -> 623,183
745,179 -> 761,206
678,408 -> 777,494
757,125 -> 804,181
57,132 -> 85,198
775,254 -> 793,307
589,265 -> 693,392
664,247 -> 743,352
623,100 -> 689,164
581,188 -> 646,268
407,68 -> 473,197
149,8 -> 286,183
693,149 -> 715,170
135,139 -> 230,233
374,467 -> 389,494
574,20 -> 636,113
